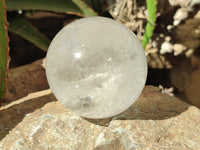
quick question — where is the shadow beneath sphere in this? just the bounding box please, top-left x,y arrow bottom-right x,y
85,86 -> 189,126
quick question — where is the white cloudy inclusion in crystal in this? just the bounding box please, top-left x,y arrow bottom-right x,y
45,17 -> 147,119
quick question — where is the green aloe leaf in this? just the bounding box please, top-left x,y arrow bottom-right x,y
72,0 -> 98,16
6,0 -> 97,17
142,0 -> 157,48
8,14 -> 50,51
0,0 -> 9,105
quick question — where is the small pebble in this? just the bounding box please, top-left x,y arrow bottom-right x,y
160,42 -> 173,54
173,43 -> 187,56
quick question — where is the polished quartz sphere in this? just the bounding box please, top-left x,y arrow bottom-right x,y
46,17 -> 147,119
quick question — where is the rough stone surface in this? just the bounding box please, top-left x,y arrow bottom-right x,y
4,59 -> 49,103
1,86 -> 200,150
0,89 -> 54,140
185,55 -> 200,108
172,18 -> 200,50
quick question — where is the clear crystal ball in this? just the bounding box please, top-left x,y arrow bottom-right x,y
46,17 -> 147,119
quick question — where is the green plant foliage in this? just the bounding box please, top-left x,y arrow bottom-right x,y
6,0 -> 98,52
142,0 -> 157,48
72,0 -> 98,16
6,0 -> 97,17
0,0 -> 9,104
6,0 -> 99,52
8,14 -> 50,51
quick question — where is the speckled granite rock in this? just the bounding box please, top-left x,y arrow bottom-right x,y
1,86 -> 200,150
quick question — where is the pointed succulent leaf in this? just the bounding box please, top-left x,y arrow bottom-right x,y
0,0 -> 9,105
8,14 -> 50,51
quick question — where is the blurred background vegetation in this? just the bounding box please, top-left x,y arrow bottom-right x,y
0,0 -> 105,103
0,0 -> 157,103
1,0 -> 200,108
